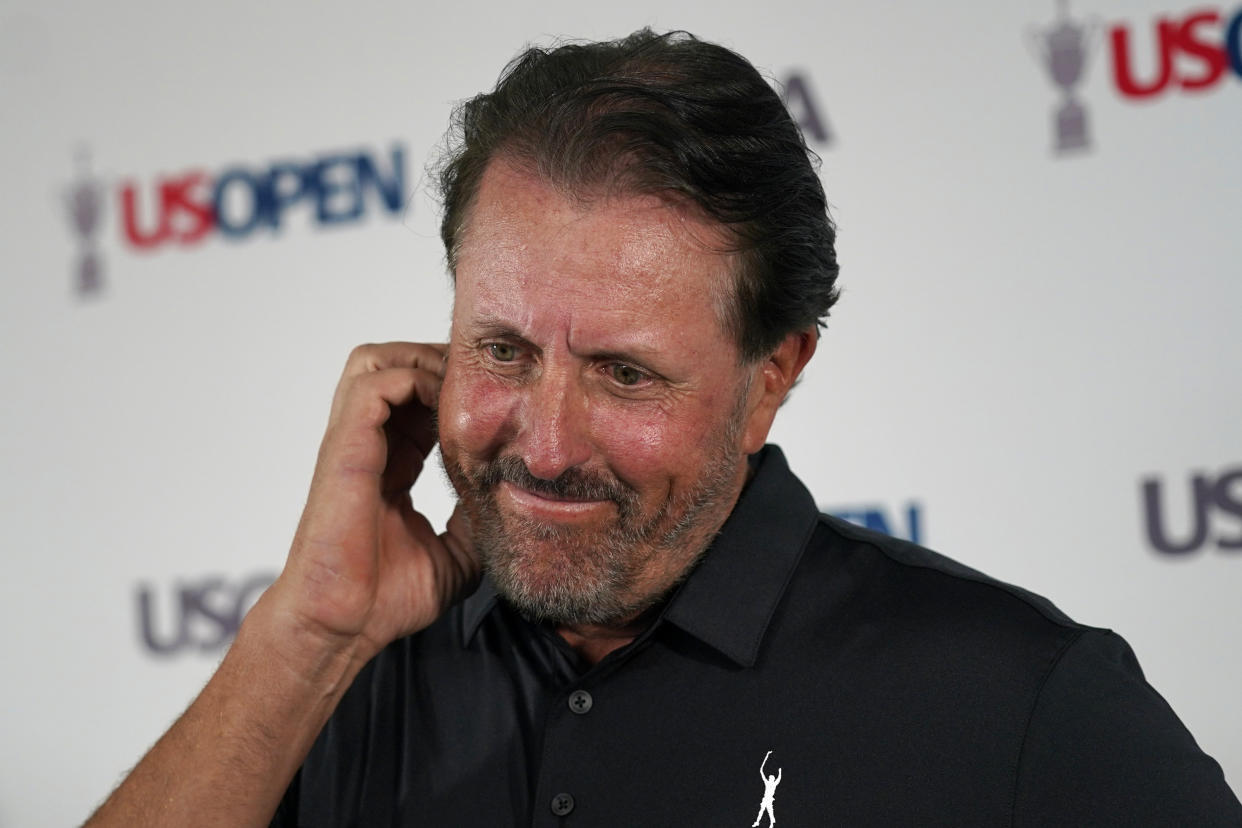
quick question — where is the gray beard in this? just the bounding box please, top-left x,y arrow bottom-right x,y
441,415 -> 746,627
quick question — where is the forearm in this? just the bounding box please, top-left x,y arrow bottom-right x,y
83,342 -> 465,826
84,591 -> 370,828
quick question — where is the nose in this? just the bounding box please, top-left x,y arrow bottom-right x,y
516,365 -> 592,480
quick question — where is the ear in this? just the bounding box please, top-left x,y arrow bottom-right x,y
739,329 -> 818,454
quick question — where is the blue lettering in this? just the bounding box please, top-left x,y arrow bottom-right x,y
1212,469 -> 1242,550
312,154 -> 365,224
266,161 -> 313,230
181,578 -> 235,651
205,144 -> 407,240
1143,474 -> 1213,554
136,583 -> 186,655
136,573 -> 278,656
1228,8 -> 1242,78
833,509 -> 868,529
781,72 -> 833,146
830,503 -> 924,543
905,504 -> 922,545
357,145 -> 406,214
833,508 -> 893,536
213,168 -> 268,237
861,510 -> 893,536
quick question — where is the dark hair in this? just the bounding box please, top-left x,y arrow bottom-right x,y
437,29 -> 840,362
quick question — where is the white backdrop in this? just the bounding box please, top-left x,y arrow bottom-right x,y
2,1 -> 1239,825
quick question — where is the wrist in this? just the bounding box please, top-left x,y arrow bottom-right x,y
235,584 -> 375,703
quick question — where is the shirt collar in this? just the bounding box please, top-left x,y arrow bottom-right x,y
460,444 -> 820,666
659,444 -> 819,667
461,574 -> 500,647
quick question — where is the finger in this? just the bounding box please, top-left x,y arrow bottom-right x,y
330,343 -> 448,423
298,366 -> 440,551
329,365 -> 442,433
322,367 -> 443,477
340,342 -> 447,381
383,413 -> 438,494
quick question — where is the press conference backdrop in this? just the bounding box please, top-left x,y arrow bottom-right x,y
2,0 -> 1239,823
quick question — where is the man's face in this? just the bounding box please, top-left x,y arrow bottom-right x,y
438,159 -> 769,627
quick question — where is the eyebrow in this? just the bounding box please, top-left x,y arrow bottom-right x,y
462,312 -> 670,375
462,314 -> 525,338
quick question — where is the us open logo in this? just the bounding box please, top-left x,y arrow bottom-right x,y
136,572 -> 276,656
827,502 -> 924,544
1026,0 -> 1100,154
61,142 -> 408,299
1141,464 -> 1242,555
1026,1 -> 1242,155
779,71 -> 833,148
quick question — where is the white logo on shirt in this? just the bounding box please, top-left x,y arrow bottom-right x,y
752,750 -> 783,827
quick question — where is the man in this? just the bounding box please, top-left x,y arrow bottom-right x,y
87,30 -> 1240,826
754,751 -> 782,827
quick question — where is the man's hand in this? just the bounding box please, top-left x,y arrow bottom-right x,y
83,342 -> 476,828
272,342 -> 478,666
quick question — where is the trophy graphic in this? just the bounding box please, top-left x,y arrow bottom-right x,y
64,148 -> 106,297
1027,0 -> 1100,154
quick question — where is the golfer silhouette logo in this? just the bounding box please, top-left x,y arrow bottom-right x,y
752,750 -> 782,827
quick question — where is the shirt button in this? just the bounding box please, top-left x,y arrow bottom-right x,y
550,792 -> 575,816
568,689 -> 593,715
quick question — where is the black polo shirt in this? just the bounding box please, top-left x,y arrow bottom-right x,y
273,445 -> 1241,826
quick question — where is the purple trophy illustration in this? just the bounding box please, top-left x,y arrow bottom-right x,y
1027,0 -> 1100,153
65,148 -> 105,297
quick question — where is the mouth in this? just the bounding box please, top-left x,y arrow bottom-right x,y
498,480 -> 615,523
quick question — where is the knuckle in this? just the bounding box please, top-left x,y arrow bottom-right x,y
346,343 -> 379,369
342,375 -> 390,422
360,392 -> 390,425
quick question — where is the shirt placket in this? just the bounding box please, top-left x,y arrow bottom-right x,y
530,679 -> 600,827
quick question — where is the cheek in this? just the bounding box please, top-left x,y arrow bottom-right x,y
597,410 -> 663,459
439,366 -> 515,456
592,402 -> 717,489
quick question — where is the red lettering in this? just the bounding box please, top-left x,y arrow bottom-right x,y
1111,19 -> 1177,98
1176,10 -> 1228,89
160,172 -> 215,244
1112,8 -> 1237,98
119,172 -> 215,250
119,180 -> 169,249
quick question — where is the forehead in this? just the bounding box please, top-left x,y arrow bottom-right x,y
453,159 -> 736,317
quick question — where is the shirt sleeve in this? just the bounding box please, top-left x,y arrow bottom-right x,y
1013,628 -> 1242,826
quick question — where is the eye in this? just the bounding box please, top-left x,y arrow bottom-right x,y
486,342 -> 519,362
608,363 -> 646,386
